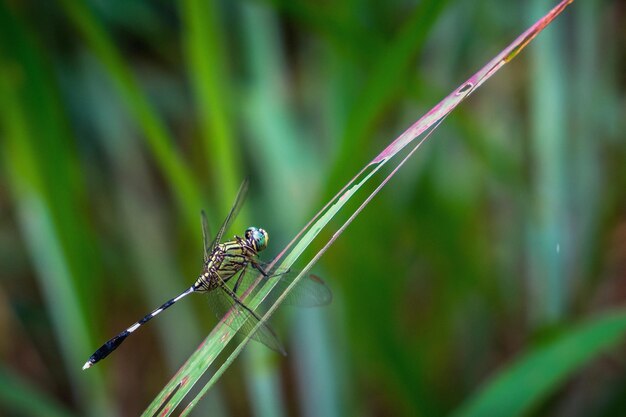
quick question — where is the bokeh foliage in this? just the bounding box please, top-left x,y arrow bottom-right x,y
0,1 -> 624,416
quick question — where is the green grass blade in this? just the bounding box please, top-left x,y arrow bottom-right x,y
243,347 -> 287,417
181,0 -> 240,210
142,1 -> 575,415
450,310 -> 626,417
526,0 -> 569,323
240,1 -> 320,221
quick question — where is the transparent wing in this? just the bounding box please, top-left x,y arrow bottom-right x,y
201,210 -> 211,263
206,274 -> 286,355
209,178 -> 249,252
235,263 -> 332,307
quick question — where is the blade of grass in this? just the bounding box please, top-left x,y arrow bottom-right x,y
181,0 -> 240,211
526,0 -> 569,324
450,310 -> 626,417
240,1 -> 320,223
292,307 -> 340,417
243,346 -> 287,417
142,1 -> 575,415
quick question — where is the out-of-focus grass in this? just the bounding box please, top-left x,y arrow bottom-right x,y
0,366 -> 77,417
181,0 -> 240,210
0,5 -> 112,416
527,0 -> 569,324
58,0 -> 204,234
452,310 -> 626,417
0,1 -> 624,416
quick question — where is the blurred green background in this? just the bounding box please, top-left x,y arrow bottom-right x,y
1,0 -> 624,416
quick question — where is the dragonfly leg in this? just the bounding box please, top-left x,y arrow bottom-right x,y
251,261 -> 274,277
220,283 -> 284,348
252,261 -> 291,279
232,267 -> 247,295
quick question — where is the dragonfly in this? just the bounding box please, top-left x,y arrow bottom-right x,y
82,179 -> 332,370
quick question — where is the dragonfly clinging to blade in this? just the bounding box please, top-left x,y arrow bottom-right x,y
82,179 -> 332,370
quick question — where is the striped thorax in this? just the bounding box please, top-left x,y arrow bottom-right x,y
194,227 -> 269,292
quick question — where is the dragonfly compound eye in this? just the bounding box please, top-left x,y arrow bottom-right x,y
246,227 -> 269,251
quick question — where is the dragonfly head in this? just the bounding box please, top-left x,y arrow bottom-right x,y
245,227 -> 269,252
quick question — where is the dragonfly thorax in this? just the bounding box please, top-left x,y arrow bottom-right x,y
194,228 -> 267,293
245,227 -> 268,252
